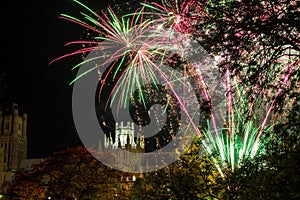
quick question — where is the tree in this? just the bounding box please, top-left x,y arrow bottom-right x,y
130,137 -> 223,200
8,170 -> 47,200
197,0 -> 299,89
9,146 -> 133,200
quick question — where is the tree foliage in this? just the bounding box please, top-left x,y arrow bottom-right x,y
8,146 -> 133,200
197,0 -> 300,90
7,170 -> 46,200
130,137 -> 223,200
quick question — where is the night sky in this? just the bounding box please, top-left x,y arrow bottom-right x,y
1,0 -> 121,158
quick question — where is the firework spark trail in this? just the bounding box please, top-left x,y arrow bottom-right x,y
53,0 -> 212,139
142,0 -> 224,129
52,0 -> 167,110
251,62 -> 299,155
204,54 -> 299,170
141,0 -> 208,35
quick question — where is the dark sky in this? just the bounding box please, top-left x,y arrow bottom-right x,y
1,0 -> 120,158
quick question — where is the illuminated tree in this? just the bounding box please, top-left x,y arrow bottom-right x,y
9,146 -> 133,200
197,0 -> 299,84
8,170 -> 46,200
130,137 -> 223,199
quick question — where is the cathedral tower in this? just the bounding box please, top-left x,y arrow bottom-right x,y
0,103 -> 27,171
101,121 -> 145,172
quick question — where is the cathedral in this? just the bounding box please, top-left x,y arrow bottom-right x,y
0,103 -> 27,191
104,121 -> 145,151
101,121 -> 146,173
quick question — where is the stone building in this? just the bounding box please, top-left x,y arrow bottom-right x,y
104,121 -> 145,151
102,121 -> 145,173
0,103 -> 27,192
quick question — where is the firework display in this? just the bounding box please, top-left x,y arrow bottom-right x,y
53,0 -> 300,175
